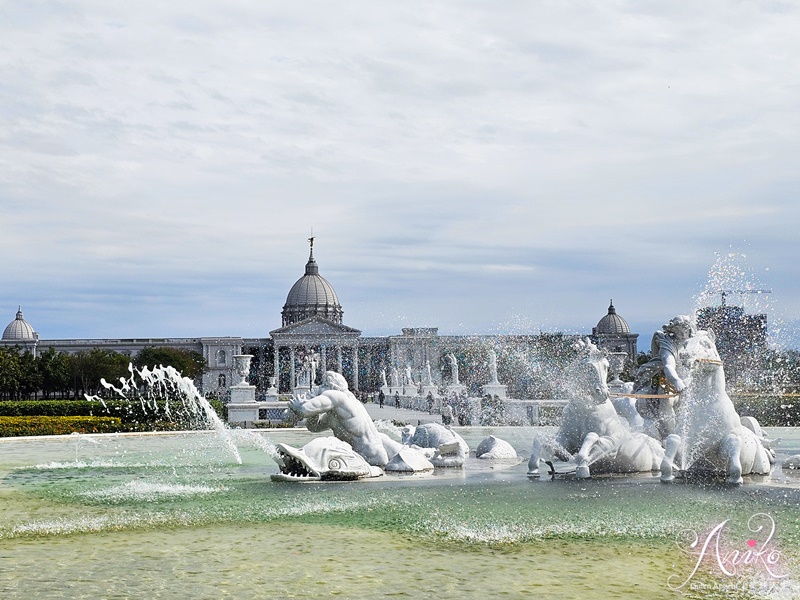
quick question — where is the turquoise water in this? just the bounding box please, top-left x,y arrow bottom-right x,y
1,427 -> 799,599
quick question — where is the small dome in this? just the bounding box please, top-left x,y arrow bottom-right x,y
595,300 -> 630,334
281,243 -> 343,326
3,306 -> 37,340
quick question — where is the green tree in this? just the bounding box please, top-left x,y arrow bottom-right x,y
133,347 -> 207,380
17,350 -> 41,399
38,347 -> 72,399
0,347 -> 21,400
68,349 -> 131,398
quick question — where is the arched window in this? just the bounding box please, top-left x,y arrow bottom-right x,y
218,374 -> 226,388
216,349 -> 227,367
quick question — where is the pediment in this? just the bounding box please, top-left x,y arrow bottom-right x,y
270,316 -> 361,338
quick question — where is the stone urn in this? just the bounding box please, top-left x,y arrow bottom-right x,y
232,354 -> 253,387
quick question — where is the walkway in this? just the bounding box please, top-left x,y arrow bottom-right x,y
362,400 -> 442,425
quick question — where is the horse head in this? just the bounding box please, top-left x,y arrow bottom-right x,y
568,339 -> 610,407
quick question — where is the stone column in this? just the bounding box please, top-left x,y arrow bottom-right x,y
321,344 -> 327,373
290,346 -> 296,391
337,346 -> 343,373
353,344 -> 359,391
273,345 -> 280,393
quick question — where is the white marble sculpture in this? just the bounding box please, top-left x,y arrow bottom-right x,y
658,321 -> 774,484
404,364 -> 415,387
633,316 -> 695,440
271,437 -> 384,481
527,339 -> 664,479
288,371 -> 402,467
380,368 -> 388,388
423,361 -> 434,386
390,367 -> 400,389
488,349 -> 499,385
476,435 -> 518,459
400,423 -> 469,467
447,353 -> 460,386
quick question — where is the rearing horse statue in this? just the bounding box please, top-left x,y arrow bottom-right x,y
659,324 -> 774,485
528,339 -> 664,479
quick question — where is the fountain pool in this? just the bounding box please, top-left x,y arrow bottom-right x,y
2,427 -> 800,599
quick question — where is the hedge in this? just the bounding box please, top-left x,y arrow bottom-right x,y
0,416 -> 122,437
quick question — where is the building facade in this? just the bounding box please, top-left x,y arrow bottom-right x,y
3,243 -> 642,400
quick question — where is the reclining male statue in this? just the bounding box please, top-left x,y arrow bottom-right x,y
287,371 -> 402,467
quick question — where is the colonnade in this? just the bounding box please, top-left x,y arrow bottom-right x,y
272,342 -> 359,393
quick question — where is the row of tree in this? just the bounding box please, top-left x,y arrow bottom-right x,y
0,346 -> 207,400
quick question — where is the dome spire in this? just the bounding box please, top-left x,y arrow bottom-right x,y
305,234 -> 319,276
608,299 -> 616,314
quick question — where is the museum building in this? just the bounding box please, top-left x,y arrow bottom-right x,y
2,243 -> 639,399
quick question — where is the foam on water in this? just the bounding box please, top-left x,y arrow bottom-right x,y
80,481 -> 230,503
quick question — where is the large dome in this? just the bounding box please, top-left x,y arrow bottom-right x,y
595,300 -> 630,334
281,246 -> 343,326
3,307 -> 37,340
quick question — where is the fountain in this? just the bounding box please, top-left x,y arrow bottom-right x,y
1,322 -> 800,598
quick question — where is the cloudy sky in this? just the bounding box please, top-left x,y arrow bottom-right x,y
2,1 -> 799,347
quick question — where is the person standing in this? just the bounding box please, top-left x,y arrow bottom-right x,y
378,389 -> 385,409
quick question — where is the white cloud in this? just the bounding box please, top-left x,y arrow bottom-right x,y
0,1 -> 798,345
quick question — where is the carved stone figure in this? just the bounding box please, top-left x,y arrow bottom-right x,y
423,361 -> 433,386
528,339 -> 664,479
633,316 -> 695,439
271,437 -> 383,481
400,423 -> 469,467
288,371 -> 402,466
380,368 -> 388,388
404,364 -> 415,387
476,435 -> 517,459
390,367 -> 400,388
659,326 -> 774,485
487,349 -> 499,385
447,353 -> 460,386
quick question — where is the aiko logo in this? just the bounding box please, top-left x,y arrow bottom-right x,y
668,513 -> 786,590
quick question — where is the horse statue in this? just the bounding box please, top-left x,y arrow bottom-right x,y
528,339 -> 664,479
659,324 -> 774,485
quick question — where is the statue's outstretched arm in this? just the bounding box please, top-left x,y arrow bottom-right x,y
289,392 -> 335,417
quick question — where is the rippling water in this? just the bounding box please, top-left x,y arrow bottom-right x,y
1,427 -> 799,599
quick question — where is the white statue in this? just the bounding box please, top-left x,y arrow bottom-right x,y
658,322 -> 774,485
447,353 -> 460,386
288,371 -> 402,467
633,316 -> 695,439
476,435 -> 517,459
528,339 -> 664,479
390,367 -> 400,388
271,437 -> 383,481
487,349 -> 499,385
404,364 -> 415,387
380,368 -> 388,388
400,423 -> 469,467
423,361 -> 433,386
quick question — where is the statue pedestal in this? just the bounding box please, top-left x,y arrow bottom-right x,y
481,383 -> 507,400
403,385 -> 419,397
227,384 -> 258,425
445,384 -> 466,397
264,386 -> 279,400
380,385 -> 390,397
230,384 -> 256,403
421,385 -> 438,398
